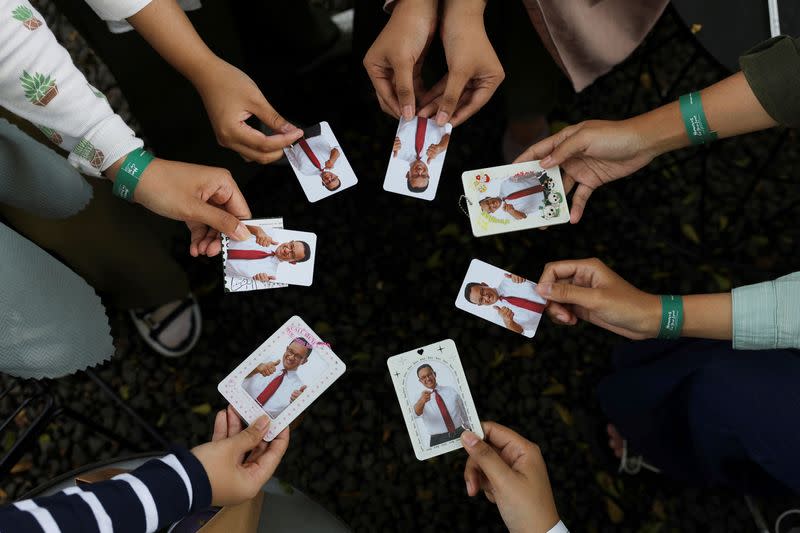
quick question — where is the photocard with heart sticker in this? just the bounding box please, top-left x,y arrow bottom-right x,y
456,259 -> 547,338
383,116 -> 452,201
222,218 -> 317,291
387,339 -> 483,460
284,121 -> 358,203
218,316 -> 346,441
461,161 -> 569,237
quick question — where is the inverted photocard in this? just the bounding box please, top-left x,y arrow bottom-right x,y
387,339 -> 483,460
383,116 -> 452,201
284,121 -> 358,203
218,316 -> 346,441
222,218 -> 317,291
455,259 -> 547,338
461,161 -> 569,237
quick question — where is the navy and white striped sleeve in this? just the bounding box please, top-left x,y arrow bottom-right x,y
0,447 -> 212,533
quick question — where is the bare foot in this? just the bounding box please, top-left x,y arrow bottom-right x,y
607,424 -> 624,458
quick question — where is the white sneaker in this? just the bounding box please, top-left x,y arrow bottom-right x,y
129,294 -> 201,357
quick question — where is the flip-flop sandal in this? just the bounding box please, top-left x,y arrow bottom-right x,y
129,294 -> 201,358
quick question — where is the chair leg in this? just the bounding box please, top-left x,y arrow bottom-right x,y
0,394 -> 56,478
59,405 -> 149,453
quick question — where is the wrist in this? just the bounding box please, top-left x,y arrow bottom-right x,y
442,0 -> 485,19
188,54 -> 229,92
628,101 -> 688,158
641,293 -> 663,339
104,155 -> 126,181
392,0 -> 438,20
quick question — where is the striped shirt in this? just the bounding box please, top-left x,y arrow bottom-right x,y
0,447 -> 212,533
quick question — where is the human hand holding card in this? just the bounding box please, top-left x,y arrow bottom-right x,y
456,259 -> 547,338
461,161 -> 569,237
284,121 -> 358,203
387,340 -> 483,460
218,316 -> 346,441
384,117 -> 452,201
222,218 -> 317,292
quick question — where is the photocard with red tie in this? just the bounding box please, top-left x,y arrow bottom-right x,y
218,316 -> 346,441
461,161 -> 569,237
284,121 -> 358,203
387,339 -> 483,460
456,259 -> 547,338
383,116 -> 452,201
222,218 -> 317,291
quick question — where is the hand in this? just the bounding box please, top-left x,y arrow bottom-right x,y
193,58 -> 303,163
493,305 -> 515,325
419,390 -> 432,404
535,258 -> 661,340
504,273 -> 526,284
324,159 -> 334,170
461,422 -> 560,533
425,143 -> 444,164
501,203 -> 526,219
515,120 -> 657,223
392,137 -> 401,157
290,385 -> 307,402
108,157 -> 251,257
363,0 -> 438,120
191,407 -> 289,507
256,360 -> 279,376
253,273 -> 276,282
418,1 -> 504,126
250,226 -> 275,247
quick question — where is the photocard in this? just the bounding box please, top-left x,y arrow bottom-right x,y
387,339 -> 483,460
461,161 -> 569,237
222,218 -> 317,291
455,259 -> 546,338
383,116 -> 452,201
284,121 -> 358,203
221,217 -> 286,292
218,316 -> 346,441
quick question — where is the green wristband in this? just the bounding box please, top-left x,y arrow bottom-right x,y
658,295 -> 684,340
679,92 -> 718,145
113,148 -> 154,201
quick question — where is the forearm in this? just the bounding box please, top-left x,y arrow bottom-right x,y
127,0 -> 219,86
329,147 -> 340,164
414,401 -> 425,416
632,72 -> 778,157
680,293 -> 732,340
441,0 -> 485,19
507,321 -> 524,334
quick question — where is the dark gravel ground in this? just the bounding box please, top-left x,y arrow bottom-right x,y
3,4 -> 800,533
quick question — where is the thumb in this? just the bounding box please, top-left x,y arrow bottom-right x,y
461,431 -> 512,486
504,273 -> 512,278
232,416 -> 270,453
251,96 -> 298,134
436,72 -> 468,126
536,282 -> 599,308
192,201 -> 249,241
393,61 -> 416,120
300,385 -> 307,391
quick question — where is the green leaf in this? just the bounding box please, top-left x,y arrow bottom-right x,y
554,403 -> 573,426
680,223 -> 700,244
191,403 -> 212,415
541,383 -> 566,396
605,497 -> 624,524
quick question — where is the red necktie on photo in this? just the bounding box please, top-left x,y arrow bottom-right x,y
257,370 -> 287,405
433,389 -> 456,433
298,139 -> 323,171
504,184 -> 544,201
499,296 -> 546,314
415,118 -> 427,159
228,250 -> 275,260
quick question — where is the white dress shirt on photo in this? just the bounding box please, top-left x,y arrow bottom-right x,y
286,135 -> 338,176
495,277 -> 546,333
242,361 -> 304,419
395,117 -> 450,165
417,384 -> 468,436
224,237 -> 281,279
497,174 -> 545,217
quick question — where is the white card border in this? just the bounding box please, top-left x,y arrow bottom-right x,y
382,118 -> 452,202
222,217 -> 287,292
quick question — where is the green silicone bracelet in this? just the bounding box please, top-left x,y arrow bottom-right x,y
679,92 -> 718,145
113,148 -> 154,201
658,295 -> 684,340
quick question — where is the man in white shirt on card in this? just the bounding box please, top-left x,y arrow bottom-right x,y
478,170 -> 547,220
224,225 -> 311,282
242,337 -> 313,418
285,124 -> 342,192
465,273 -> 546,335
414,364 -> 470,446
392,116 -> 451,194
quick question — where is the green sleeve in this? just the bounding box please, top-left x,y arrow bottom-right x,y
739,36 -> 800,128
732,272 -> 800,350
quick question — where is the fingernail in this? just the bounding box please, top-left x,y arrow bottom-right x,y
402,105 -> 413,120
280,123 -> 298,133
461,431 -> 479,448
435,111 -> 449,125
557,313 -> 569,322
537,283 -> 552,296
465,480 -> 473,494
254,417 -> 269,430
541,156 -> 553,167
233,222 -> 250,241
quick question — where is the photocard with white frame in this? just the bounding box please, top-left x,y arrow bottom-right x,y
387,339 -> 483,460
284,121 -> 358,203
383,116 -> 452,201
455,259 -> 547,338
218,316 -> 346,441
461,161 -> 569,237
222,218 -> 317,291
221,217 -> 286,292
